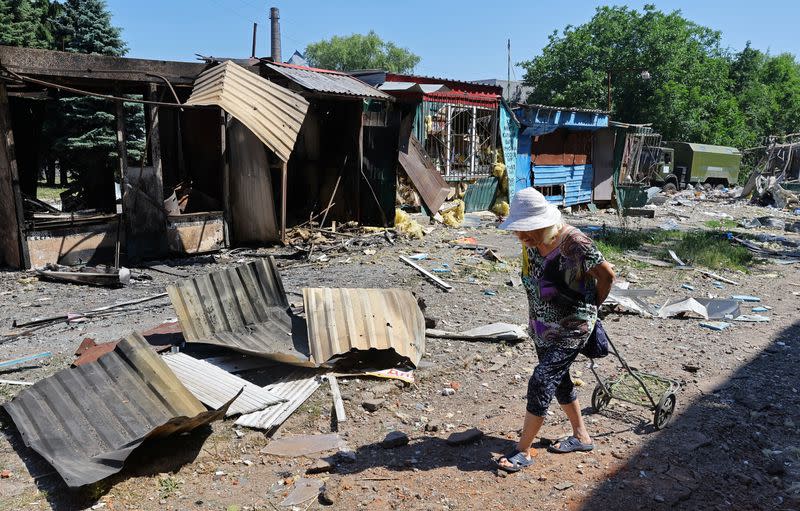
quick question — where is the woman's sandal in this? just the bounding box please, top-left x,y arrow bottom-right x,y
496,450 -> 535,473
547,436 -> 594,453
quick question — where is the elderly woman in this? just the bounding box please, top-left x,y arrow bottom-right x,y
497,188 -> 615,473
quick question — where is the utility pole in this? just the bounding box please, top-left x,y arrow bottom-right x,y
507,39 -> 511,102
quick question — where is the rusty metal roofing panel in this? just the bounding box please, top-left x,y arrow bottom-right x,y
166,258 -> 312,365
185,61 -> 309,162
265,62 -> 392,100
303,288 -> 426,367
3,333 -> 232,488
162,352 -> 285,417
399,135 -> 451,213
235,370 -> 321,431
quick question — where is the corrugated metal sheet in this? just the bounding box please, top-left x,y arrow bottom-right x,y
399,135 -> 450,213
186,61 -> 309,162
532,164 -> 594,207
162,353 -> 285,417
303,288 -> 425,367
235,370 -> 321,431
464,177 -> 500,213
265,62 -> 392,100
166,258 -> 312,366
3,333 -> 231,488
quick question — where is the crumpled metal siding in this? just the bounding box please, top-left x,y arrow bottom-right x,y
302,288 -> 425,367
235,370 -> 322,431
398,135 -> 450,213
3,333 -> 232,488
166,258 -> 312,365
186,61 -> 309,162
265,63 -> 392,100
162,353 -> 285,417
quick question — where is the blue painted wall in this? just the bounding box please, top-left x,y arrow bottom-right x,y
515,135 -> 532,194
532,164 -> 594,207
512,105 -> 606,207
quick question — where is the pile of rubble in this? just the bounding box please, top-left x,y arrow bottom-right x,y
2,257 -> 431,489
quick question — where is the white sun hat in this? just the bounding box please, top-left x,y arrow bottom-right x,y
498,187 -> 562,231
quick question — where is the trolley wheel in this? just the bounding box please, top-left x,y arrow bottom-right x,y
592,384 -> 611,412
661,182 -> 678,194
653,392 -> 677,430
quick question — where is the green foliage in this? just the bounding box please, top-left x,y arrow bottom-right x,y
305,30 -> 420,73
53,0 -> 126,55
593,227 -> 754,272
704,219 -> 738,230
0,0 -> 59,48
158,476 -> 180,500
46,0 -> 133,183
657,231 -> 753,272
519,5 -> 800,149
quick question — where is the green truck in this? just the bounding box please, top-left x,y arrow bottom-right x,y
651,142 -> 742,192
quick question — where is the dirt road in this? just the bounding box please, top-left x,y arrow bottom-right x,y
1,201 -> 799,510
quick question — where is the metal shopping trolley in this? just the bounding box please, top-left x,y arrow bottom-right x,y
589,338 -> 680,430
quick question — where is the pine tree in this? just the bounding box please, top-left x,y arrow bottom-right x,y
53,0 -> 126,55
0,0 -> 51,48
50,0 -> 141,209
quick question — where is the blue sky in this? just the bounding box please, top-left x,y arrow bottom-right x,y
106,0 -> 800,81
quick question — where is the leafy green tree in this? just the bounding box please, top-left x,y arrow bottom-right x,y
727,43 -> 800,148
305,31 -> 420,73
519,5 -> 748,147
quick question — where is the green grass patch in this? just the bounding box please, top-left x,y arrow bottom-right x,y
593,228 -> 754,272
704,219 -> 738,230
593,228 -> 681,260
657,231 -> 753,272
158,476 -> 180,500
36,184 -> 67,203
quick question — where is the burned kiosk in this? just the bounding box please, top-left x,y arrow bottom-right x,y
259,61 -> 400,228
0,46 -> 312,270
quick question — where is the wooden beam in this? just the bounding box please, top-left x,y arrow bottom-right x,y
0,81 -> 30,269
280,161 -> 287,243
115,94 -> 129,262
0,45 -> 204,86
399,256 -> 453,292
146,84 -> 164,207
221,111 -> 231,247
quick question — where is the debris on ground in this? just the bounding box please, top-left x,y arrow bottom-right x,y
381,431 -> 410,449
162,352 -> 285,416
446,428 -> 484,446
2,334 -> 236,487
395,209 -> 425,239
35,265 -> 131,287
426,322 -> 527,342
261,433 -> 345,457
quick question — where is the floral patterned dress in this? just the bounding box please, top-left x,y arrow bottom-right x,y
521,227 -> 605,350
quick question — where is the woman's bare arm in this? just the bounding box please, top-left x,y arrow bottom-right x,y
588,261 -> 615,306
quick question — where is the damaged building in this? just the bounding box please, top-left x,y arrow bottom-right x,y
0,46 -> 402,270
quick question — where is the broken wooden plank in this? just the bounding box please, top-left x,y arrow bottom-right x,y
325,375 -> 347,423
399,255 -> 453,292
696,269 -> 740,286
35,267 -> 130,287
